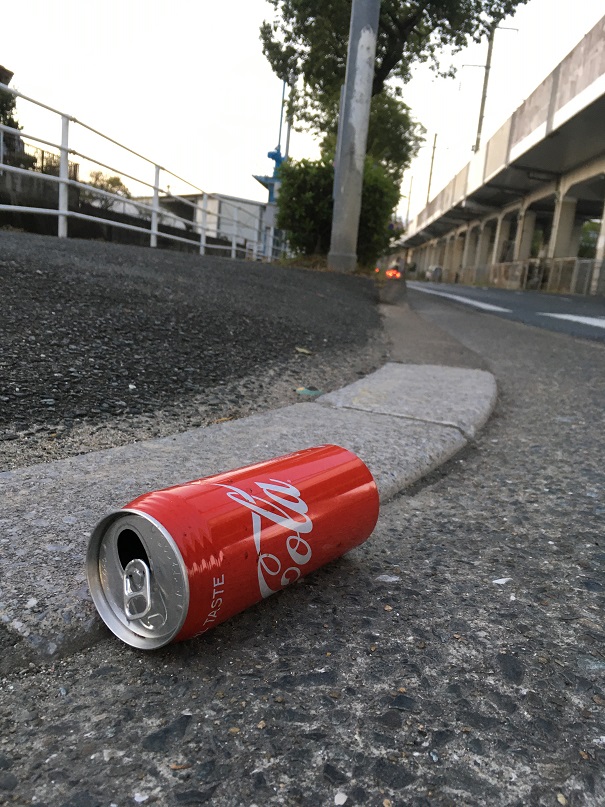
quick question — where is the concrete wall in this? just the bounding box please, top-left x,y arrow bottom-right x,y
509,74 -> 553,149
0,169 -> 78,209
484,119 -> 511,180
556,17 -> 605,110
453,165 -> 469,204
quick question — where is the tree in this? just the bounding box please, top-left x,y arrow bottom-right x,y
262,1 -> 529,103
0,89 -> 19,130
0,86 -> 26,164
277,156 -> 400,266
81,171 -> 132,210
261,1 -> 528,171
578,220 -> 600,259
262,1 -> 529,267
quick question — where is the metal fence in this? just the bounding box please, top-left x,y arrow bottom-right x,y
441,257 -> 604,296
0,82 -> 286,261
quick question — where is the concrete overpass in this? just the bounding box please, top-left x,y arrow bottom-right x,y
401,14 -> 605,296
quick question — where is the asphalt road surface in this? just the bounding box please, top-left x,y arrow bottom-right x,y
0,247 -> 603,805
407,281 -> 605,343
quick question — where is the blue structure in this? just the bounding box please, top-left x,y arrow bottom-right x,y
254,82 -> 291,203
254,145 -> 285,204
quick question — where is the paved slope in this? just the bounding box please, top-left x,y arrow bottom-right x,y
0,233 -> 386,469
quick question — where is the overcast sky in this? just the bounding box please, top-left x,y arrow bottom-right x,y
2,0 -> 604,218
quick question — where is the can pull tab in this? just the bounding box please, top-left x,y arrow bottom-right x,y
123,558 -> 152,621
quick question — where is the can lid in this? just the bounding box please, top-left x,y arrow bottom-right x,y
86,509 -> 189,649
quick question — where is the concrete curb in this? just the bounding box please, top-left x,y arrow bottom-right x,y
0,362 -> 497,668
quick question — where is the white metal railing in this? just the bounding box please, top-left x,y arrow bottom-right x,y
431,257 -> 603,295
0,82 -> 287,261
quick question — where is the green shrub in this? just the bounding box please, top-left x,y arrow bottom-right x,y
277,156 -> 400,268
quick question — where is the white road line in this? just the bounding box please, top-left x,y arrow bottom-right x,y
538,313 -> 605,329
407,283 -> 512,313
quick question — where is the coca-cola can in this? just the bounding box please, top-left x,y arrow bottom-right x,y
86,444 -> 379,649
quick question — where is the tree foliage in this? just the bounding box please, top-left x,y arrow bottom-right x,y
82,171 -> 132,210
277,156 -> 400,266
262,0 -> 530,99
0,89 -> 23,159
578,220 -> 600,259
0,90 -> 19,129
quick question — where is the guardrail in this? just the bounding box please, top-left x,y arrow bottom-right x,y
0,82 -> 286,261
431,257 -> 604,296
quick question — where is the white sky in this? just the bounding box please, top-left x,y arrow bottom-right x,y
2,0 -> 604,213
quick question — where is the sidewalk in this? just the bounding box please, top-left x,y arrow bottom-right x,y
0,301 -> 497,669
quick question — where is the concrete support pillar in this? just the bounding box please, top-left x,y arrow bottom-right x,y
413,247 -> 420,271
427,244 -> 435,272
475,224 -> 492,267
443,237 -> 454,270
548,196 -> 577,258
420,244 -> 428,271
491,216 -> 511,264
514,209 -> 536,260
438,240 -> 447,266
427,243 -> 435,270
470,227 -> 480,266
420,244 -> 429,274
461,227 -> 476,268
461,229 -> 470,268
468,227 -> 481,266
413,247 -> 422,273
452,234 -> 464,271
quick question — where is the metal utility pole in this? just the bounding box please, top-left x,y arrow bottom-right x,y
277,80 -> 286,152
426,134 -> 437,205
328,0 -> 381,273
284,101 -> 293,159
474,25 -> 496,153
332,84 -> 346,201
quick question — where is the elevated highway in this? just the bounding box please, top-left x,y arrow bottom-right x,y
401,15 -> 605,296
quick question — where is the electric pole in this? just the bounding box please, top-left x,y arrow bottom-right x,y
328,0 -> 381,273
406,175 -> 413,227
474,25 -> 496,153
426,134 -> 437,205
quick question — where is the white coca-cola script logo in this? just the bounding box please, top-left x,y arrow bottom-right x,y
217,479 -> 313,599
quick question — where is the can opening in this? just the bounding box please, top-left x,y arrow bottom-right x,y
88,510 -> 190,649
117,528 -> 150,570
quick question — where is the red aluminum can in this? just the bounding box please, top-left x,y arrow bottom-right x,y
87,444 -> 379,649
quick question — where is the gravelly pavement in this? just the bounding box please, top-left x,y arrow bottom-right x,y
0,232 -> 386,470
384,294 -> 605,807
0,236 -> 604,807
